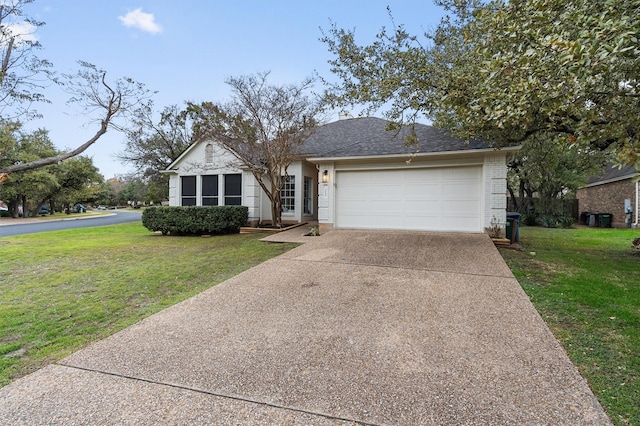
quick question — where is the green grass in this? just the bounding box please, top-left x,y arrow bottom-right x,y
0,223 -> 297,387
499,226 -> 640,426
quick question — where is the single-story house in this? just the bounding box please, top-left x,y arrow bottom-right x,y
577,164 -> 639,228
162,117 -> 517,233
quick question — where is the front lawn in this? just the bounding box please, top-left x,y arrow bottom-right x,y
0,223 -> 297,387
499,226 -> 640,426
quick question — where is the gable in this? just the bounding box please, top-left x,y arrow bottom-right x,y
164,140 -> 243,175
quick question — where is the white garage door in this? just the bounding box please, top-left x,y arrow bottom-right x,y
335,166 -> 483,232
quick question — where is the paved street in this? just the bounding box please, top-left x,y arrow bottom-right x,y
0,210 -> 142,237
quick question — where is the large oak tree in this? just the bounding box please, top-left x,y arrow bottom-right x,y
321,0 -> 640,168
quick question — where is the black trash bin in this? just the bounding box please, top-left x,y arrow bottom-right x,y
506,212 -> 521,242
579,211 -> 590,225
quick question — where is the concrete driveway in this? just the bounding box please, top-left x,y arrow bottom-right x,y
0,230 -> 610,425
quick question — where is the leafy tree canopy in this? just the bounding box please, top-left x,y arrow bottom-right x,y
50,155 -> 103,209
0,122 -> 103,215
321,0 -> 640,168
507,132 -> 607,215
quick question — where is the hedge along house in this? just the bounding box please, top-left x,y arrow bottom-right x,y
576,164 -> 640,228
163,117 -> 517,233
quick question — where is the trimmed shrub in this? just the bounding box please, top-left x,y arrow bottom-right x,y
540,215 -> 558,228
142,206 -> 248,235
558,216 -> 575,228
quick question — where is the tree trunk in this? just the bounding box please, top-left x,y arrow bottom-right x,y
271,193 -> 282,228
251,172 -> 284,228
10,195 -> 18,218
507,183 -> 519,211
21,195 -> 27,218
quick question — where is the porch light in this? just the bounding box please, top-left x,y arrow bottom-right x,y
322,170 -> 329,183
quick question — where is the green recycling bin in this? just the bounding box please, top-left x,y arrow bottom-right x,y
506,218 -> 515,241
599,213 -> 612,228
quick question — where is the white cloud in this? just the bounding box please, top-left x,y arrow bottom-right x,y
4,21 -> 39,45
118,8 -> 162,34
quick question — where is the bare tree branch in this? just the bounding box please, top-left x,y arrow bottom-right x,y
1,62 -> 153,174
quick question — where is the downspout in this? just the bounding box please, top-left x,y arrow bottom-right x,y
634,180 -> 639,227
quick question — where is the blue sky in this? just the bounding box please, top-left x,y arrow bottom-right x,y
21,1 -> 446,178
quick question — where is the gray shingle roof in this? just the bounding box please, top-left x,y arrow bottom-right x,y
297,117 -> 487,158
587,164 -> 639,185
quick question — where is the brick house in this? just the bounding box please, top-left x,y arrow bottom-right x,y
576,165 -> 639,228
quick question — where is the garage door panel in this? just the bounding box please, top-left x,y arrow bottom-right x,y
406,183 -> 441,197
370,201 -> 401,211
441,218 -> 481,231
404,215 -> 441,228
336,167 -> 483,232
441,167 -> 481,179
443,199 -> 480,211
340,202 -> 366,212
372,191 -> 402,202
404,200 -> 440,214
442,181 -> 479,193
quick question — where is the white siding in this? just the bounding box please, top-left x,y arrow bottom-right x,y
168,175 -> 178,206
483,152 -> 508,229
242,171 -> 262,224
317,164 -> 333,224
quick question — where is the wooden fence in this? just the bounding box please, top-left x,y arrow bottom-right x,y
506,197 -> 579,220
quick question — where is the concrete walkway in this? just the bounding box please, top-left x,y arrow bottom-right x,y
0,230 -> 610,425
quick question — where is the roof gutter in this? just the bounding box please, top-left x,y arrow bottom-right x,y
306,146 -> 520,163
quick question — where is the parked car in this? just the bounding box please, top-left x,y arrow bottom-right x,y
97,205 -> 107,210
0,201 -> 9,218
74,204 -> 86,213
38,206 -> 49,215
